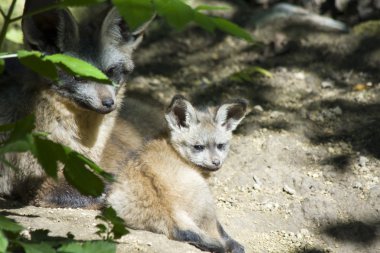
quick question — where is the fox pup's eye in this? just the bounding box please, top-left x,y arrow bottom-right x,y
217,143 -> 226,150
193,145 -> 205,151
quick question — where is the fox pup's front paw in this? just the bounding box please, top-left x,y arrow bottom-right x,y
227,240 -> 245,253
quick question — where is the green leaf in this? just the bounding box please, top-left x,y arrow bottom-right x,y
155,0 -> 194,29
74,152 -> 113,182
0,138 -> 33,154
17,51 -> 58,80
229,66 -> 272,83
193,12 -> 215,32
33,137 -> 66,179
66,232 -> 75,240
8,115 -> 35,141
17,51 -> 111,84
247,66 -> 272,78
113,0 -> 155,30
58,241 -> 116,253
0,216 -> 24,233
19,242 -> 55,253
0,59 -> 4,75
0,115 -> 36,155
99,207 -> 128,239
211,17 -> 253,42
63,153 -> 105,197
45,54 -> 111,84
0,231 -> 8,253
95,224 -> 107,233
60,0 -> 107,6
0,122 -> 15,132
195,5 -> 230,11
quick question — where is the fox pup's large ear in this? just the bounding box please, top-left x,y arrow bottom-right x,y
165,95 -> 198,131
22,0 -> 78,53
215,99 -> 248,131
101,7 -> 154,50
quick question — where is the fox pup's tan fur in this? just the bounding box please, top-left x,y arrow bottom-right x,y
108,95 -> 247,253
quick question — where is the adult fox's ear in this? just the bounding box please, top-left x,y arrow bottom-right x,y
130,13 -> 155,48
101,7 -> 155,50
22,0 -> 78,53
215,99 -> 248,131
165,95 -> 198,131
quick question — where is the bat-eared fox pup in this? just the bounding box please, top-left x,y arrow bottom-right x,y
108,95 -> 248,253
0,0 -> 151,207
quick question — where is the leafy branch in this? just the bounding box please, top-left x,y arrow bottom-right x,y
113,0 -> 253,42
0,115 -> 113,197
0,0 -> 253,80
0,214 -> 124,253
95,207 -> 129,241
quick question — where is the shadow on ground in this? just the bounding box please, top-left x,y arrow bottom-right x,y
307,100 -> 380,160
322,220 -> 380,245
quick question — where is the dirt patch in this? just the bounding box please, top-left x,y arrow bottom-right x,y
2,2 -> 380,253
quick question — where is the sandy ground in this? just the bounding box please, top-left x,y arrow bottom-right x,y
1,2 -> 380,253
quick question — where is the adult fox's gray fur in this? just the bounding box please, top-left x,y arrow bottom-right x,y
108,95 -> 247,253
0,0 -> 150,207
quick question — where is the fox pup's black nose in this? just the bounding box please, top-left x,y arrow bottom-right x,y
212,159 -> 220,167
102,98 -> 115,108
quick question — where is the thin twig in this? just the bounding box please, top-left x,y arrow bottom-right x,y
0,53 -> 17,59
0,7 -> 6,19
10,2 -> 62,22
0,0 -> 18,51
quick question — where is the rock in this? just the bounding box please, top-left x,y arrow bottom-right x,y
308,111 -> 324,122
358,156 -> 369,167
20,229 -> 31,240
369,186 -> 380,201
300,228 -> 310,237
264,202 -> 279,211
294,174 -> 322,193
295,72 -> 305,80
353,182 -> 363,189
283,184 -> 296,195
251,3 -> 348,31
269,111 -> 284,118
321,80 -> 334,88
331,106 -> 342,115
253,105 -> 264,112
327,147 -> 335,154
335,0 -> 351,12
253,175 -> 262,190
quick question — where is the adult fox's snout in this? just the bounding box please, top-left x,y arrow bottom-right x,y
80,83 -> 117,114
53,81 -> 118,114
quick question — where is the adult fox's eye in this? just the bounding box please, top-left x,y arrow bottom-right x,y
73,75 -> 85,83
193,145 -> 205,151
217,143 -> 226,150
106,66 -> 116,77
